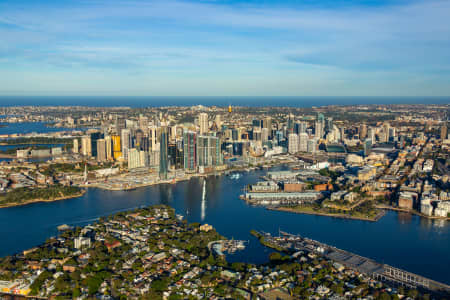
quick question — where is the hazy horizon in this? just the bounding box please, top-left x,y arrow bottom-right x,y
0,95 -> 449,107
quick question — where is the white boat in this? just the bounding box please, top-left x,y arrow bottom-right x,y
230,173 -> 242,180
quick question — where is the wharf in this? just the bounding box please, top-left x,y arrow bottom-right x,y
257,230 -> 450,296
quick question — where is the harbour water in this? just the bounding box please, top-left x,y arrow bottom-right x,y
0,122 -> 77,135
0,167 -> 448,284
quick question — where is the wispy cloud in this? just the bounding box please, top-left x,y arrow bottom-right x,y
0,0 -> 449,96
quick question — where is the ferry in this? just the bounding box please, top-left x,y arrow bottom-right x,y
229,173 -> 242,180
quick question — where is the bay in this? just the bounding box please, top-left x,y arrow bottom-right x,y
0,167 -> 448,284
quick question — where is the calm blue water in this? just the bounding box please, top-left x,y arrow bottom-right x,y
0,96 -> 449,107
0,168 -> 448,284
0,122 -> 77,135
0,144 -> 65,151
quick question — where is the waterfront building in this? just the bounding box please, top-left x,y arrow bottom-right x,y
398,191 -> 418,210
183,131 -> 197,171
197,135 -> 222,167
243,191 -> 322,204
159,127 -> 169,179
128,148 -> 146,169
199,112 -> 208,135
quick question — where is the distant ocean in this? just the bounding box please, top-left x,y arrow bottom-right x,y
0,96 -> 448,107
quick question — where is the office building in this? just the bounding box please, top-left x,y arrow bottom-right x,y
299,132 -> 308,152
441,124 -> 448,140
111,135 -> 122,160
159,127 -> 169,179
315,121 -> 324,139
262,117 -> 272,132
261,128 -> 269,143
97,139 -> 107,162
121,129 -> 131,159
128,148 -> 147,169
307,138 -> 317,153
81,136 -> 92,157
104,135 -> 112,160
288,133 -> 299,154
199,113 -> 208,135
115,117 -> 126,135
139,114 -> 148,131
183,131 -> 197,171
360,123 -> 367,140
72,138 -> 79,154
364,139 -> 372,157
197,135 -> 222,167
215,114 -> 222,130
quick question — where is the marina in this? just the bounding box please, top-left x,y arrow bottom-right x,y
208,239 -> 247,257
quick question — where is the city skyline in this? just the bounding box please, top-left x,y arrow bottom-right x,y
1,0 -> 450,96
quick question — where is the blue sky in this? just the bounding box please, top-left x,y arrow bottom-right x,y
0,0 -> 449,96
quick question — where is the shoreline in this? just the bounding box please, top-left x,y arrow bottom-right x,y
80,161 -> 292,191
0,190 -> 86,209
267,206 -> 386,222
376,205 -> 450,221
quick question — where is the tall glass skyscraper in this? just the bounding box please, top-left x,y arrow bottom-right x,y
183,131 -> 197,171
159,127 -> 168,180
